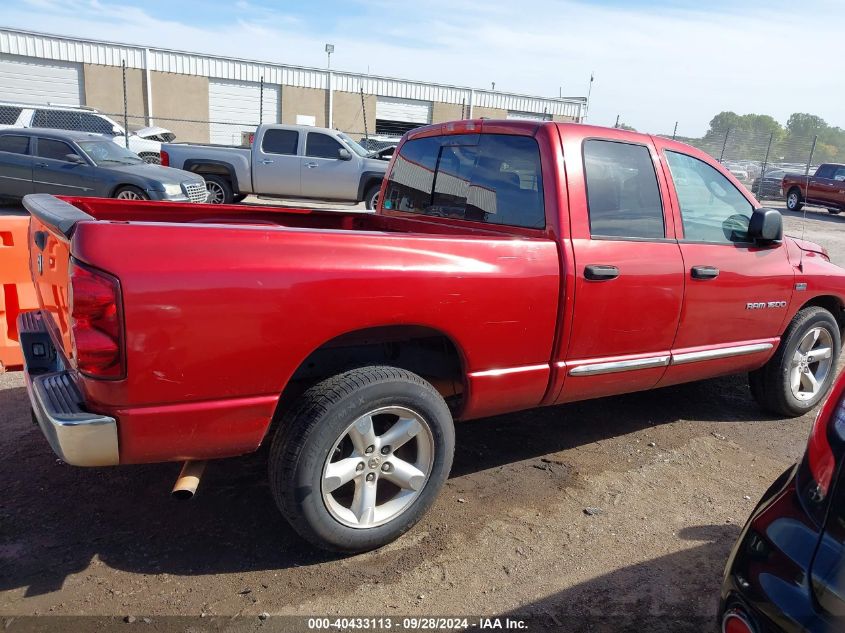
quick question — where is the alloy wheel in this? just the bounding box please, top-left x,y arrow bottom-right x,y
321,406 -> 435,529
116,189 -> 143,200
206,180 -> 225,204
789,327 -> 834,401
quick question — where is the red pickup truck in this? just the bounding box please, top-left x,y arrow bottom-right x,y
783,163 -> 845,214
18,120 -> 845,552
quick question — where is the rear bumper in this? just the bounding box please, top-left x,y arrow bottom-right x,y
18,310 -> 119,466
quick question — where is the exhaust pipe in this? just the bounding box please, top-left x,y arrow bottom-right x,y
172,460 -> 207,500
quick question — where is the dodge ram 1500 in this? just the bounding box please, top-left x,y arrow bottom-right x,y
18,120 -> 845,552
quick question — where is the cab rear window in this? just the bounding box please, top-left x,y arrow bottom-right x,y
383,134 -> 545,229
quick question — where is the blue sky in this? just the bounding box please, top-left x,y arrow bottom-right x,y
4,0 -> 843,136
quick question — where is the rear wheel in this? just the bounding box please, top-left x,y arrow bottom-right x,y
113,185 -> 149,200
364,183 -> 381,211
268,366 -> 454,552
786,188 -> 804,212
750,306 -> 841,417
203,175 -> 234,205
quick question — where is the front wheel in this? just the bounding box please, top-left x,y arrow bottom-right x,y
364,183 -> 381,211
786,188 -> 804,212
113,185 -> 149,200
750,306 -> 841,417
269,366 -> 455,552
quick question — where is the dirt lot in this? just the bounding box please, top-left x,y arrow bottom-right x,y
1,203 -> 843,632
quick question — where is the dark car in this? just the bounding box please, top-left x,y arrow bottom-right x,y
720,367 -> 845,632
0,128 -> 207,203
751,169 -> 789,200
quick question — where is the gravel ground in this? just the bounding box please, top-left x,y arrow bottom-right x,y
0,202 -> 843,632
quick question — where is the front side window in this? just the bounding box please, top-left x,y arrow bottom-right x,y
78,114 -> 115,135
583,140 -> 664,239
816,165 -> 836,179
665,151 -> 754,243
834,166 -> 845,182
262,129 -> 299,155
382,134 -> 545,229
305,133 -> 344,159
0,135 -> 30,155
36,138 -> 78,162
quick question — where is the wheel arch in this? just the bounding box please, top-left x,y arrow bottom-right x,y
109,182 -> 145,197
266,325 -> 468,441
799,295 -> 845,333
183,159 -> 240,192
357,172 -> 385,202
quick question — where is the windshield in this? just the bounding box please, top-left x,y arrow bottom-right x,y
338,133 -> 371,157
78,141 -> 143,166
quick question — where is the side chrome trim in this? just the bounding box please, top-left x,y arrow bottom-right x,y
469,363 -> 549,378
569,355 -> 670,377
671,343 -> 774,365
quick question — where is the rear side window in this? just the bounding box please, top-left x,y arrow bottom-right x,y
36,138 -> 77,162
583,140 -> 664,239
0,135 -> 30,155
262,129 -> 298,155
834,166 -> 845,182
305,133 -> 344,159
383,134 -> 545,229
0,105 -> 24,126
32,110 -> 114,135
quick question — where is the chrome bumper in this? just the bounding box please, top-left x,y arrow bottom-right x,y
18,311 -> 119,467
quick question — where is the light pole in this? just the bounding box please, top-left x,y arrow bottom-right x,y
325,43 -> 335,128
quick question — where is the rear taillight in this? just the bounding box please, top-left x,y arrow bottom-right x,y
69,260 -> 125,379
797,382 -> 845,523
160,150 -> 169,166
722,609 -> 755,633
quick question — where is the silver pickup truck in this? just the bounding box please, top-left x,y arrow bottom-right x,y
161,124 -> 388,208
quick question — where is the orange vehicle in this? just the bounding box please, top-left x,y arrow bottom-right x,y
0,209 -> 38,371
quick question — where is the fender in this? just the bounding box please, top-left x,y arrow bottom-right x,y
182,159 -> 241,194
356,171 -> 384,202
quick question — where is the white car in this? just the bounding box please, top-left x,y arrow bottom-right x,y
0,102 -> 173,164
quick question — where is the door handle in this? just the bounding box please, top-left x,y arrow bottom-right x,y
33,230 -> 47,251
35,162 -> 48,168
691,265 -> 719,280
584,264 -> 619,281
260,159 -> 274,165
305,162 -> 318,168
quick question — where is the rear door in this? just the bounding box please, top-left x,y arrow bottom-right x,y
252,128 -> 301,196
32,137 -> 95,196
300,131 -> 360,201
653,140 -> 794,387
556,131 -> 685,403
0,134 -> 34,198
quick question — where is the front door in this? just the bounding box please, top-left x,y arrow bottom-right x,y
557,133 -> 685,403
32,137 -> 94,196
654,141 -> 794,387
252,128 -> 302,196
300,131 -> 360,201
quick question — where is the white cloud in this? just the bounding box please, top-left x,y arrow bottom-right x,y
4,0 -> 844,135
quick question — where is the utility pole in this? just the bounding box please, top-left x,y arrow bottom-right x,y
672,121 -> 678,140
325,44 -> 335,129
614,114 -> 620,129
584,71 -> 594,123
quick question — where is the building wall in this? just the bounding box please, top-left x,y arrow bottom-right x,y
150,71 -> 209,143
471,106 -> 508,120
83,63 -> 146,121
281,85 -> 327,127
432,102 -> 464,123
332,90 -> 375,137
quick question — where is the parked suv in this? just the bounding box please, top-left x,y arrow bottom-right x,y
0,102 -> 171,164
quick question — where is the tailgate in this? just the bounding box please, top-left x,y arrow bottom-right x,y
23,194 -> 95,361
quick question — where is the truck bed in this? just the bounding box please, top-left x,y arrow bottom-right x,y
24,194 -> 561,463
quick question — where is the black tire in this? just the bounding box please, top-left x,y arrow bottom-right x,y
786,187 -> 804,212
232,194 -> 247,204
269,366 -> 454,552
113,185 -> 149,200
203,174 -> 234,204
749,306 -> 841,417
364,183 -> 381,211
828,208 -> 842,215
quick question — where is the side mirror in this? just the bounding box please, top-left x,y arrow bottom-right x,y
748,207 -> 783,243
66,154 -> 86,164
338,148 -> 352,161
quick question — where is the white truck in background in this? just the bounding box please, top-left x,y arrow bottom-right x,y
161,124 -> 388,207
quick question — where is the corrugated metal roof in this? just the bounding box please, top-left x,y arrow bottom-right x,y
0,27 -> 586,118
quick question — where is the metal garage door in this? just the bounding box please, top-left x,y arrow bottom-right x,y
208,79 -> 280,145
375,97 -> 432,137
0,54 -> 83,107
